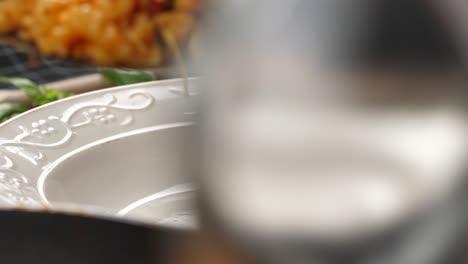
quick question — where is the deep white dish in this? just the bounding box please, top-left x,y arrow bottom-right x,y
0,78 -> 199,227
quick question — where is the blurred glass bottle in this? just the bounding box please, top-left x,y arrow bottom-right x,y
198,0 -> 468,263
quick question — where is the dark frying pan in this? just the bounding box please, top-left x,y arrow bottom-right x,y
0,210 -> 184,264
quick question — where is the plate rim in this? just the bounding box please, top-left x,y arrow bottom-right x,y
0,77 -> 198,128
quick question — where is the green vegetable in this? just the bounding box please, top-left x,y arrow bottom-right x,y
0,77 -> 71,106
0,102 -> 29,122
100,68 -> 156,86
0,70 -> 153,124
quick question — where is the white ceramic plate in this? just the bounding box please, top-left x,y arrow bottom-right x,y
0,78 -> 199,228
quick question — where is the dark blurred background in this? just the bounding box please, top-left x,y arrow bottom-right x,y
0,45 -> 95,89
361,0 -> 463,68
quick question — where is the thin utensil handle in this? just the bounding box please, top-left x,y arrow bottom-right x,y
0,67 -> 180,104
